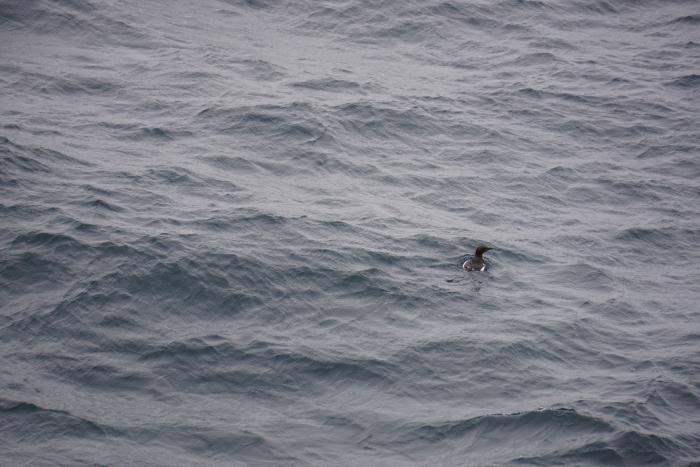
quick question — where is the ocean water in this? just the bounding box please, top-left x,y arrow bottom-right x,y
1,0 -> 700,465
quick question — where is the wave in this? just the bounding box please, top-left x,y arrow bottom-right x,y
668,74 -> 700,88
139,337 -> 397,397
0,398 -> 113,439
1,0 -> 153,46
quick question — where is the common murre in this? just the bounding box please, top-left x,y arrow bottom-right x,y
462,245 -> 493,271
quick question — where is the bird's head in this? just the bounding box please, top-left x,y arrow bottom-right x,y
474,245 -> 493,257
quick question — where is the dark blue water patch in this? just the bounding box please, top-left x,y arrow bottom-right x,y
4,236 -> 364,335
293,2 -> 504,44
11,230 -> 85,252
610,430 -> 683,465
0,137 -> 91,175
3,210 -> 89,243
535,165 -> 581,188
80,198 -> 125,213
0,398 -> 112,440
35,73 -> 121,96
218,0 -> 275,11
128,126 -> 176,141
86,258 -> 263,314
2,63 -> 117,97
583,0 -> 624,14
334,268 -> 429,308
1,141 -> 51,173
43,357 -> 158,395
614,226 -> 700,252
226,58 -> 287,81
619,87 -> 685,118
0,0 -> 153,46
0,251 -> 72,303
644,379 -> 700,420
138,337 -> 397,398
497,0 -> 550,10
667,74 -> 700,88
577,119 -> 665,141
512,441 -> 624,466
0,202 -> 60,221
270,350 -> 397,387
1,233 -> 258,332
668,14 -> 700,25
199,154 -> 259,173
286,148 -> 380,177
196,102 -> 330,145
370,19 -> 443,44
113,168 -> 243,202
0,251 -> 71,286
119,422 -> 295,464
636,143 -> 698,159
517,88 -> 613,108
142,167 -> 204,186
523,425 -> 700,465
329,101 -> 443,144
289,78 -> 363,92
383,408 -> 614,451
87,121 -> 192,141
506,52 -> 564,67
138,337 -> 248,364
0,123 -> 23,133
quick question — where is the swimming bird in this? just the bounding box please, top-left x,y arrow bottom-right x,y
463,245 -> 493,271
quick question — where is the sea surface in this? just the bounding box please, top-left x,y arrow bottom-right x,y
1,1 -> 700,465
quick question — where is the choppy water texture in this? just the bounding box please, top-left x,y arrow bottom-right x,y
2,0 -> 700,465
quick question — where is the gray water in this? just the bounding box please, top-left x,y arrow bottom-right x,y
1,0 -> 700,465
